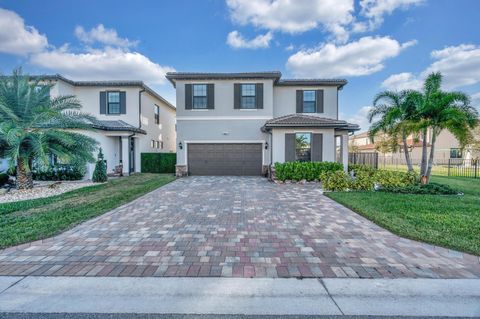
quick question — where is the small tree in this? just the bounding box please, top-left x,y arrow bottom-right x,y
92,148 -> 107,183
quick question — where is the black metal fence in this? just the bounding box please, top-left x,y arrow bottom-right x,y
349,153 -> 479,178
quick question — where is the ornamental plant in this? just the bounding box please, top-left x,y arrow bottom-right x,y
92,148 -> 107,183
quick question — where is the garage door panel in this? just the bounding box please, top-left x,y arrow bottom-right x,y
188,143 -> 262,176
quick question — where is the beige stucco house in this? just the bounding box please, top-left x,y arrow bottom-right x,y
39,75 -> 176,178
350,129 -> 479,162
166,71 -> 359,176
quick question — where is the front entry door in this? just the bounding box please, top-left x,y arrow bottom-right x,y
129,137 -> 135,173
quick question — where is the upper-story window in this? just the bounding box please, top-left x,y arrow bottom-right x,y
154,105 -> 160,124
193,84 -> 208,109
450,148 -> 462,159
302,90 -> 316,113
107,92 -> 120,114
241,84 -> 256,109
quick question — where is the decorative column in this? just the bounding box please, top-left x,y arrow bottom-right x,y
121,136 -> 130,175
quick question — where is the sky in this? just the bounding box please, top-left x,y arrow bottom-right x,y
0,0 -> 479,131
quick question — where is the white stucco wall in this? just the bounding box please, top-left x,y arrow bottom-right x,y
273,86 -> 338,119
49,79 -> 176,175
271,128 -> 336,163
176,119 -> 269,165
175,79 -> 275,118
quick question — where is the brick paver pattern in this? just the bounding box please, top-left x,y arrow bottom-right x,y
0,177 -> 479,278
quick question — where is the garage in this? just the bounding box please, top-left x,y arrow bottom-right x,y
187,143 -> 263,176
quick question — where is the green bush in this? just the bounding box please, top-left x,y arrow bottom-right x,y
32,163 -> 86,181
0,173 -> 9,186
379,182 -> 460,195
348,164 -> 376,175
141,153 -> 176,174
350,170 -> 375,191
374,170 -> 417,188
92,149 -> 107,183
321,170 -> 351,191
274,161 -> 343,182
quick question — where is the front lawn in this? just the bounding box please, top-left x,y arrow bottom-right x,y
0,173 -> 175,249
325,176 -> 480,256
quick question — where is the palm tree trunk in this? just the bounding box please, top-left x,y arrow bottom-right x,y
402,132 -> 413,172
425,129 -> 438,182
420,128 -> 428,177
16,157 -> 33,189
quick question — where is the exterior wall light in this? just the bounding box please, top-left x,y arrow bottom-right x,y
179,142 -> 183,150
265,142 -> 269,150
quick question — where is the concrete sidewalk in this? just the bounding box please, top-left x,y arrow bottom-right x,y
0,276 -> 478,317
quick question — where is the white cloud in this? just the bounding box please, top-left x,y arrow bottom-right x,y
342,105 -> 373,132
74,24 -> 138,48
286,36 -> 416,78
0,8 -> 48,55
31,46 -> 174,85
285,44 -> 295,51
381,72 -> 422,90
359,0 -> 424,30
226,30 -> 273,49
226,0 -> 354,42
382,44 -> 480,90
471,92 -> 480,107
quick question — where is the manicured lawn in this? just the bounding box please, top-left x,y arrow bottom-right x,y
325,176 -> 480,256
0,173 -> 175,249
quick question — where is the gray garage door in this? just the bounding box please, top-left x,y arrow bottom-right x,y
188,143 -> 263,176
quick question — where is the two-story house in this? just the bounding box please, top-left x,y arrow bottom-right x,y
166,71 -> 359,176
39,75 -> 176,178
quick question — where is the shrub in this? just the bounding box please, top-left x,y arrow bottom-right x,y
141,153 -> 176,174
350,170 -> 375,191
92,149 -> 107,183
321,170 -> 351,191
274,161 -> 343,182
348,164 -> 376,175
32,164 -> 85,181
374,170 -> 417,188
379,182 -> 460,195
0,173 -> 9,186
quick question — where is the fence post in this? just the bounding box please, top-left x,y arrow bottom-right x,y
448,159 -> 451,177
475,160 -> 478,179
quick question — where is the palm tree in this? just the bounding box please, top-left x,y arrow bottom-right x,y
368,90 -> 419,172
417,72 -> 478,182
0,69 -> 98,189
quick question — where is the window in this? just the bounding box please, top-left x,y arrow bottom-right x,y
150,140 -> 155,148
241,84 -> 256,109
302,91 -> 316,113
154,105 -> 160,124
450,148 -> 462,159
107,92 -> 120,114
193,84 -> 207,109
295,133 -> 312,162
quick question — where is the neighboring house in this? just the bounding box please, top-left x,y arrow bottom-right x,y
166,71 -> 359,176
39,75 -> 176,177
350,129 -> 479,161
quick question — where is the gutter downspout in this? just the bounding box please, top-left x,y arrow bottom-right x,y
129,88 -> 145,174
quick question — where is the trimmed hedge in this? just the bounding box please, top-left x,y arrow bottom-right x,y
141,153 -> 176,174
274,161 -> 343,182
322,165 -> 418,191
32,163 -> 86,181
379,183 -> 460,195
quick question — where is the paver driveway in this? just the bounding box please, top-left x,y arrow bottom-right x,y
0,177 -> 479,278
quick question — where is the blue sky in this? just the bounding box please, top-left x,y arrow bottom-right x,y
0,0 -> 479,131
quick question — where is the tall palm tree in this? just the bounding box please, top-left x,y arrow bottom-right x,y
0,69 -> 98,189
368,90 -> 419,172
417,72 -> 478,181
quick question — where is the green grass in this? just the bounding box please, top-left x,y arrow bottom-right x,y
0,173 -> 175,249
325,176 -> 480,256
